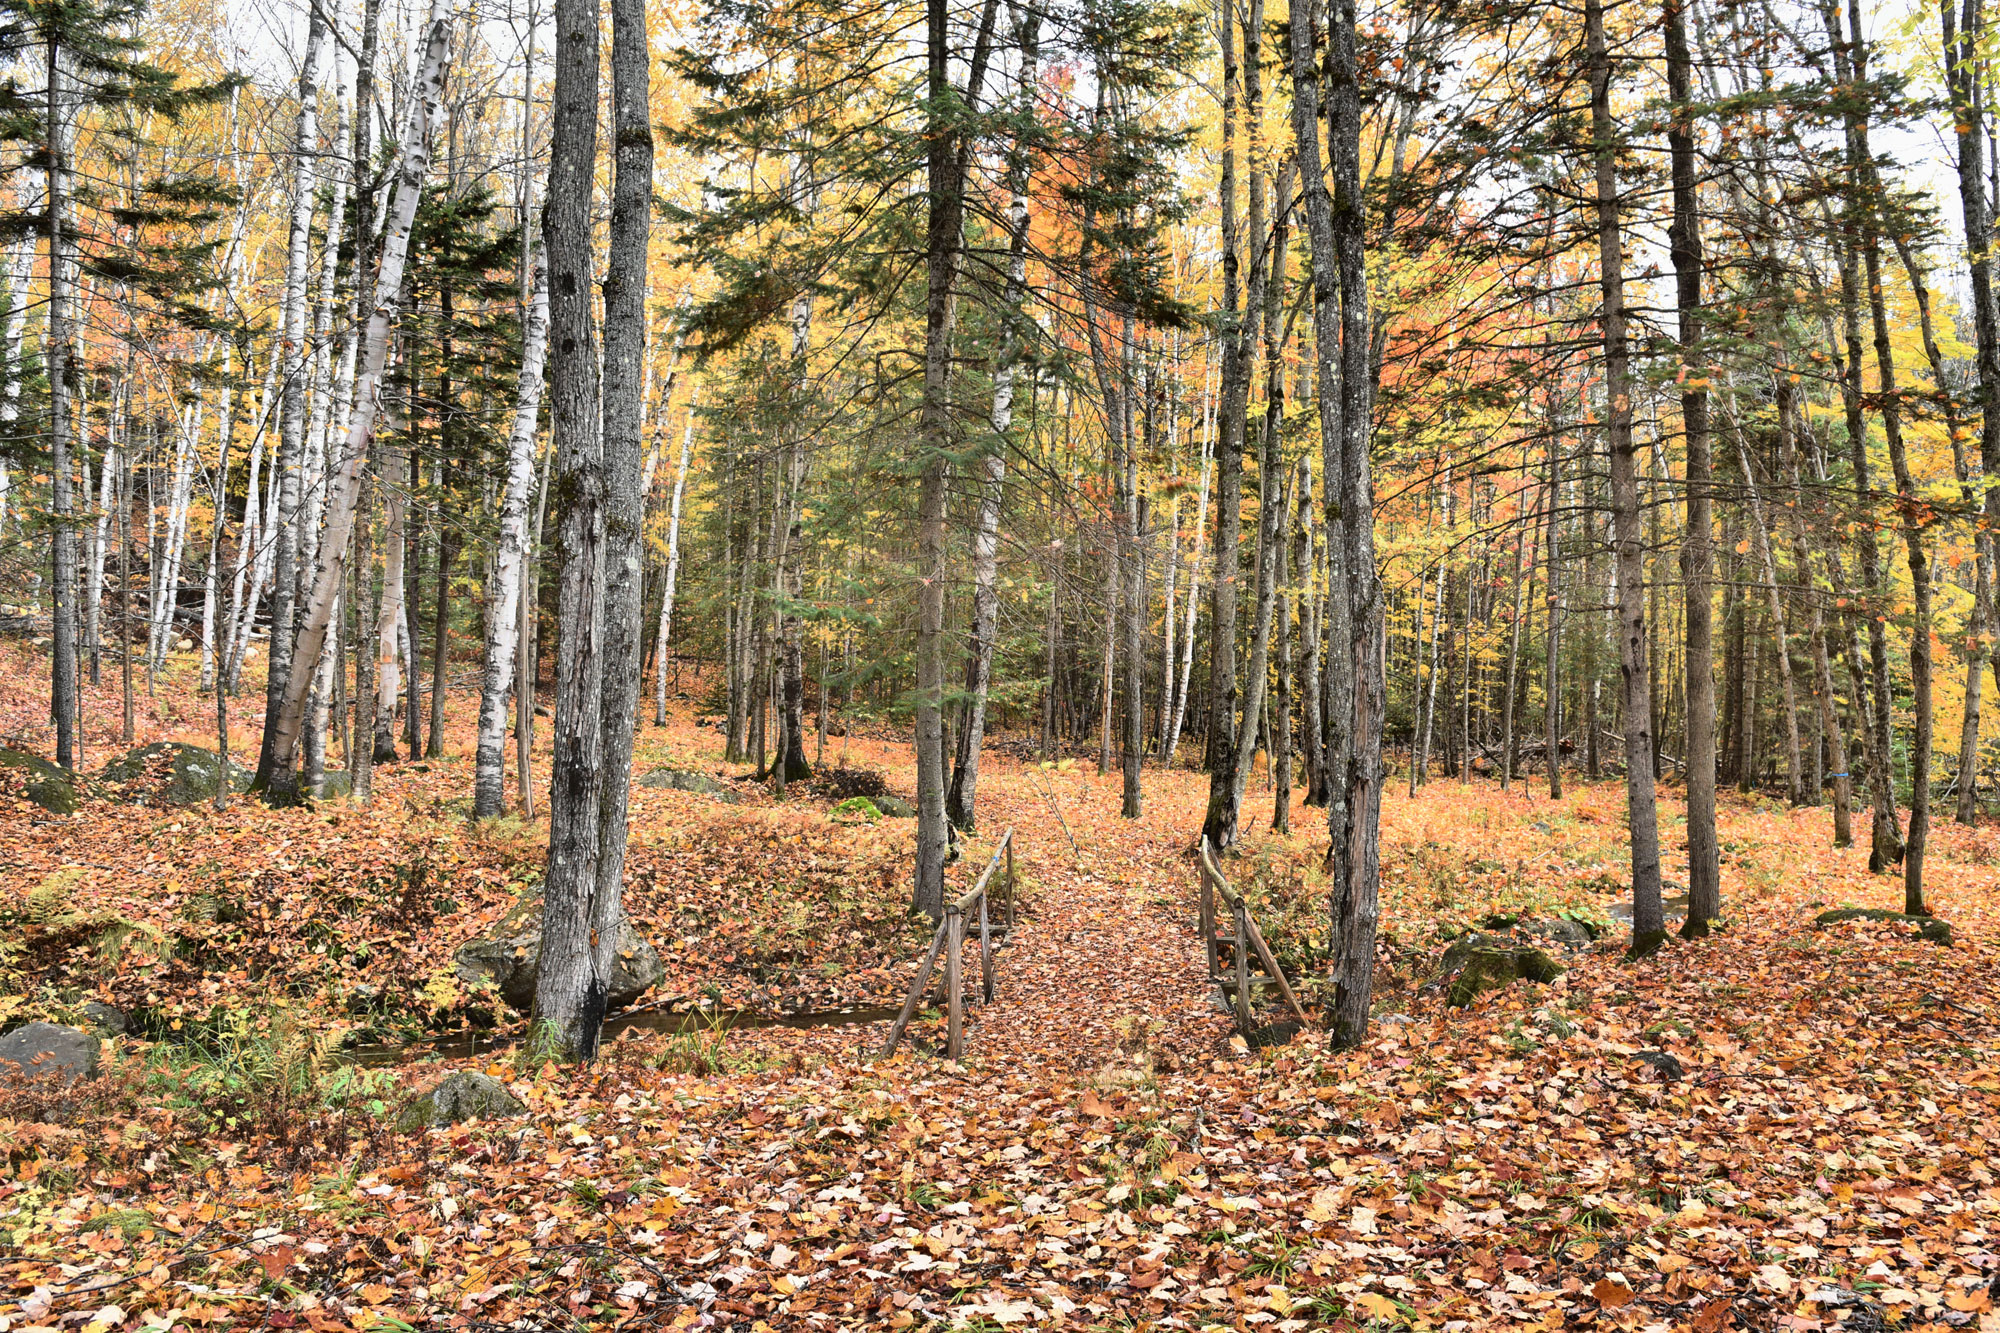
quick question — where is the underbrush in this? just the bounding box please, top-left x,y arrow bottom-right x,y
0,1021 -> 400,1186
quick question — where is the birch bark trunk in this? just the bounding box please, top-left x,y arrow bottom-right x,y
652,386 -> 696,725
473,260 -> 549,817
946,6 -> 1038,830
46,35 -> 78,768
253,4 -> 326,788
255,4 -> 453,804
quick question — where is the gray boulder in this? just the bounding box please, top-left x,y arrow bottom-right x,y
873,795 -> 916,818
98,743 -> 249,806
80,1002 -> 127,1036
453,887 -> 666,1013
395,1071 -> 525,1131
1432,933 -> 1565,1008
0,747 -> 82,814
315,769 -> 353,800
1521,917 -> 1596,949
0,1022 -> 101,1086
637,768 -> 737,801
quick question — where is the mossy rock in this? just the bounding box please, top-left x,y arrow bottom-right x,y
873,795 -> 916,818
98,743 -> 249,806
1434,933 -> 1565,1008
1522,917 -> 1596,950
395,1071 -> 525,1131
832,796 -> 882,822
1813,908 -> 1953,946
452,887 -> 666,1012
637,767 -> 737,801
0,747 -> 83,813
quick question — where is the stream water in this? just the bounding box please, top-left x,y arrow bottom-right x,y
336,1004 -> 903,1066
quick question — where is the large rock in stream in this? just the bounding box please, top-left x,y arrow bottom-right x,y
453,887 -> 666,1013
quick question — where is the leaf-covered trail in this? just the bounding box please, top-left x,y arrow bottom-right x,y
955,776 -> 1230,1071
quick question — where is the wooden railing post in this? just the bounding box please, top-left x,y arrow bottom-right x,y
881,828 -> 1015,1062
1232,899 -> 1253,1033
945,904 -> 965,1060
1005,831 -> 1016,930
980,886 -> 994,1003
1200,839 -> 1219,978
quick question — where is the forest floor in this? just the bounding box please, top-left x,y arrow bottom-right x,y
4,646 -> 2000,1332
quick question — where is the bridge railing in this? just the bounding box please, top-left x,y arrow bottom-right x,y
1199,836 -> 1309,1033
878,828 -> 1016,1060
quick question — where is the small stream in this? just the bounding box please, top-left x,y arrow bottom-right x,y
337,1004 -> 903,1066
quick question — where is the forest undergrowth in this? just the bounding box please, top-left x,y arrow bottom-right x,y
4,662 -> 2000,1333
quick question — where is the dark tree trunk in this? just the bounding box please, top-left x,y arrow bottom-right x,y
1589,0 -> 1665,952
533,0 -> 612,1059
1668,0 -> 1719,934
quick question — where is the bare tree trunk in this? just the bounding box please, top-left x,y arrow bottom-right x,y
253,4 -> 327,788
948,10 -> 1037,827
1542,442 -> 1563,800
426,508 -> 451,758
351,469 -> 376,805
1724,386 -> 1802,807
1668,0 -> 1720,931
1201,0 -> 1249,850
373,448 -> 406,763
1121,342 -> 1145,819
1500,513 -> 1527,792
1857,178 -> 1931,910
474,260 -> 549,817
1294,0 -> 1384,1044
1773,378 -> 1852,841
1230,159 -> 1291,822
532,0 -> 611,1054
652,386 -> 696,726
584,0 -> 653,1032
1589,0 -> 1664,951
1272,460 -> 1295,831
518,454 -> 551,815
1943,0 -> 2000,826
253,4 -> 452,804
45,34 -> 77,769
911,0 -> 1002,918
1299,450 -> 1326,801
1098,543 -> 1116,775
